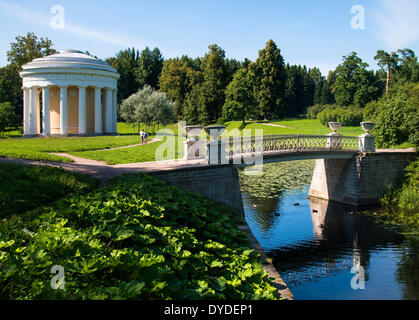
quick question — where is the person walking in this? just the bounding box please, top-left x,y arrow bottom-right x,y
144,131 -> 148,143
139,130 -> 145,144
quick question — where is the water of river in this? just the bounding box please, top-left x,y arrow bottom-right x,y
240,163 -> 419,300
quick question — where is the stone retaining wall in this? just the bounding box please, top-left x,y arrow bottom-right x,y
150,164 -> 244,213
309,152 -> 416,206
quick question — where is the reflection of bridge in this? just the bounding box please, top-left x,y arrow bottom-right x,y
245,195 -> 405,287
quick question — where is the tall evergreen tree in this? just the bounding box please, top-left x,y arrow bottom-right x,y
309,67 -> 325,105
303,66 -> 315,109
394,49 -> 419,83
374,50 -> 399,93
135,47 -> 164,90
106,48 -> 141,104
320,80 -> 335,105
250,40 -> 286,119
285,65 -> 305,116
198,44 -> 228,124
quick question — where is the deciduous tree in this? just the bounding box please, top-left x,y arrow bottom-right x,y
332,52 -> 379,107
222,68 -> 257,124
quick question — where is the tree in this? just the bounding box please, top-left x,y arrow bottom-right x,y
119,86 -> 175,132
198,44 -> 228,124
7,32 -> 56,68
374,50 -> 399,93
3,33 -> 56,118
158,57 -> 203,120
250,40 -> 287,119
225,58 -> 244,85
285,65 -> 305,116
331,52 -> 378,107
0,102 -> 20,134
0,64 -> 23,113
303,67 -> 315,110
395,49 -> 419,84
222,68 -> 257,124
106,48 -> 141,104
183,85 -> 203,125
284,65 -> 317,116
135,47 -> 164,90
309,67 -> 325,105
320,80 -> 335,105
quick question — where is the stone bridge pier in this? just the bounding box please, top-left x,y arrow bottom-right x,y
309,151 -> 416,206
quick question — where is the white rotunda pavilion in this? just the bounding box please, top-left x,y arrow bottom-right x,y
19,49 -> 120,136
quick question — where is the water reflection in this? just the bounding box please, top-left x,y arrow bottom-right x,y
243,188 -> 418,300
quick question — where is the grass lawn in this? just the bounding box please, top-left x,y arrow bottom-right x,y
0,128 -> 23,139
0,163 -> 98,218
0,135 -> 146,162
221,119 -> 364,137
70,135 -> 185,165
0,123 -> 185,163
0,168 -> 279,300
0,119 -> 391,165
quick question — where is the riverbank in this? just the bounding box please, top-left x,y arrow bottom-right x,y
357,157 -> 418,234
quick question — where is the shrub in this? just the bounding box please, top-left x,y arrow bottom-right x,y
306,104 -> 326,119
377,158 -> 419,231
368,82 -> 419,148
0,102 -> 20,133
317,105 -> 363,127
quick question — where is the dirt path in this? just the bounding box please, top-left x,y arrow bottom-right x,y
0,156 -> 207,185
93,138 -> 159,151
260,123 -> 295,129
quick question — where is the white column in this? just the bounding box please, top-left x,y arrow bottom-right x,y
60,87 -> 68,136
23,88 -> 29,135
29,87 -> 37,135
112,90 -> 117,133
35,89 -> 41,134
105,88 -> 113,134
78,86 -> 87,135
42,87 -> 50,136
94,87 -> 102,134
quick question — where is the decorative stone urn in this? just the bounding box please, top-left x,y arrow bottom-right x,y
183,125 -> 204,160
184,125 -> 203,141
204,125 -> 227,165
327,122 -> 342,150
359,122 -> 376,153
328,122 -> 342,134
360,122 -> 375,134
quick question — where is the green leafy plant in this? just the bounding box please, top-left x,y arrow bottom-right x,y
0,172 -> 280,300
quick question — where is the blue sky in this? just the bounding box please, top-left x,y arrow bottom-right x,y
1,0 -> 419,75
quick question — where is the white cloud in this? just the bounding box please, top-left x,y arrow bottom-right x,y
372,0 -> 419,51
0,0 -> 152,50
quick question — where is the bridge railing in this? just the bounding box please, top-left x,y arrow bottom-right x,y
222,134 -> 360,158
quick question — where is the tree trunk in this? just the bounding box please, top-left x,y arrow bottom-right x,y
386,64 -> 390,93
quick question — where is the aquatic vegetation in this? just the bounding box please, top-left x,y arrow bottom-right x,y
239,160 -> 315,198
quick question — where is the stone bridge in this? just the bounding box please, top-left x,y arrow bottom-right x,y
172,128 -> 416,212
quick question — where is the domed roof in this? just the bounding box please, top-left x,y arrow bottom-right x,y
21,49 -> 116,73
